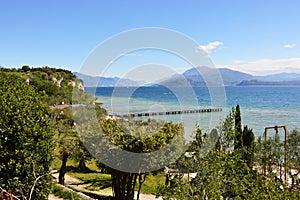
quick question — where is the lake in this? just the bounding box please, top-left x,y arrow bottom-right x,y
85,86 -> 300,139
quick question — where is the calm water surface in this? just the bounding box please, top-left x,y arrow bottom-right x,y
85,86 -> 300,138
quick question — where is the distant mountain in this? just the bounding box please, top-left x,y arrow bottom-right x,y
74,67 -> 300,87
74,72 -> 145,87
158,67 -> 300,86
159,66 -> 255,86
219,68 -> 254,85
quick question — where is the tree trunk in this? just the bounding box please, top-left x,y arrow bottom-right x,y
78,156 -> 88,172
58,152 -> 69,185
111,170 -> 140,200
137,174 -> 146,200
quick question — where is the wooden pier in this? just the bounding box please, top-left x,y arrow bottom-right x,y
109,108 -> 222,118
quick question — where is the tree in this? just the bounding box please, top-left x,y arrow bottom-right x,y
106,120 -> 184,200
217,107 -> 235,150
234,104 -> 243,149
159,143 -> 300,199
157,107 -> 300,199
286,129 -> 300,189
52,108 -> 75,185
52,107 -> 94,185
233,105 -> 255,167
75,111 -> 185,200
74,140 -> 94,172
242,125 -> 255,168
287,130 -> 300,170
0,73 -> 54,200
21,65 -> 30,72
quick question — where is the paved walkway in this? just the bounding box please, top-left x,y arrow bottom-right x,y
49,171 -> 162,200
49,194 -> 65,200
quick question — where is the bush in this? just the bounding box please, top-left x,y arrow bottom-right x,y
0,73 -> 55,200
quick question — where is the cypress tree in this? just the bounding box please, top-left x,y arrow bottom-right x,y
234,104 -> 243,149
242,125 -> 255,168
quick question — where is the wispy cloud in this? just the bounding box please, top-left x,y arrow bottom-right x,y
196,41 -> 223,54
283,44 -> 296,49
218,58 -> 300,75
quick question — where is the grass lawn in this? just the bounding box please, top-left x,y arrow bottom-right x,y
67,171 -> 165,195
135,172 -> 166,194
51,157 -> 100,172
52,183 -> 113,200
52,156 -> 166,195
51,183 -> 87,200
67,171 -> 112,192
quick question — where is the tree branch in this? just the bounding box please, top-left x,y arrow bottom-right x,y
28,158 -> 48,200
0,186 -> 21,200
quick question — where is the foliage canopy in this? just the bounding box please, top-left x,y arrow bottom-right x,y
0,73 -> 55,199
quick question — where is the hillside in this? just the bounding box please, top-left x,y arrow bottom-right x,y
0,66 -> 90,105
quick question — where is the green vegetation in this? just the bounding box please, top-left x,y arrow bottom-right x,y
255,129 -> 300,188
0,66 -> 96,199
1,66 -> 299,200
234,104 -> 243,149
234,104 -> 255,168
52,107 -> 93,185
287,130 -> 300,176
0,66 -> 88,105
74,111 -> 185,200
0,73 -> 54,200
134,172 -> 165,194
66,171 -> 165,195
51,184 -> 86,200
156,106 -> 300,199
67,172 -> 112,192
52,105 -> 106,185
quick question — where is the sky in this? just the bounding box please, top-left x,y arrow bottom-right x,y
1,0 -> 300,78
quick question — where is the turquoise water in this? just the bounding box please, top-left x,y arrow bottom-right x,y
85,86 -> 300,138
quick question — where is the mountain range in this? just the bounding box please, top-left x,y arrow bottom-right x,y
74,67 -> 300,87
73,72 -> 146,87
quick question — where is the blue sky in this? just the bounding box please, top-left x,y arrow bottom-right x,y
1,0 -> 300,77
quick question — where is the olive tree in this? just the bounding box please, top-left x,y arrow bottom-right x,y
74,107 -> 185,200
